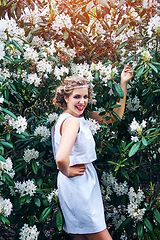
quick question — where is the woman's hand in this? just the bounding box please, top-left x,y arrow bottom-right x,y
121,64 -> 133,85
68,164 -> 86,178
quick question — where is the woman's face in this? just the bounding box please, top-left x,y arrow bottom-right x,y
65,87 -> 88,117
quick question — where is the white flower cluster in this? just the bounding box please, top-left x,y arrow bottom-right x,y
101,172 -> 128,200
5,18 -> 24,37
141,49 -> 152,61
23,149 -> 39,163
34,125 -> 50,142
143,0 -> 157,9
46,112 -> 58,124
0,196 -> 13,217
130,118 -> 147,142
0,41 -> 5,60
0,67 -> 11,80
24,47 -> 39,62
47,189 -> 59,203
31,36 -> 46,49
0,157 -> 15,179
9,116 -> 27,134
0,95 -> 4,104
127,187 -> 146,221
99,64 -> 118,86
54,65 -> 69,80
19,224 -> 39,240
147,15 -> 160,37
36,59 -> 52,74
112,208 -> 126,230
10,179 -> 37,198
52,13 -> 72,34
26,73 -> 41,87
71,62 -> 93,82
126,96 -> 141,111
86,118 -> 101,135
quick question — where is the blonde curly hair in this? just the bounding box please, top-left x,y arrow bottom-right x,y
53,75 -> 93,108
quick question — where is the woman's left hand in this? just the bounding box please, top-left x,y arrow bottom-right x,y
121,64 -> 133,84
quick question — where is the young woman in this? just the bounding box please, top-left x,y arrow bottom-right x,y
51,64 -> 133,240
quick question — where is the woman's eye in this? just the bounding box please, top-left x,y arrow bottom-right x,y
73,95 -> 80,99
84,95 -> 88,99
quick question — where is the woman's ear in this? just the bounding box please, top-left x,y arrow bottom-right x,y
64,96 -> 68,103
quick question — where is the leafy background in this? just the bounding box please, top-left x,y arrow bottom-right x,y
0,0 -> 160,239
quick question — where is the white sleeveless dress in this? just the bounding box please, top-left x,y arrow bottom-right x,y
51,113 -> 106,234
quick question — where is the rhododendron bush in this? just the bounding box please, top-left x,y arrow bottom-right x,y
0,0 -> 160,239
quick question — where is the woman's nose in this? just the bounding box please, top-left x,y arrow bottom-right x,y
79,98 -> 85,103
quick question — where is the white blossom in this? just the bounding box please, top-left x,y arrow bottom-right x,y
36,59 -> 52,74
54,65 -> 69,80
0,95 -> 4,104
19,224 -> 39,240
130,118 -> 147,135
47,189 -> 59,203
126,96 -> 141,111
51,13 -> 72,34
26,73 -> 41,87
131,136 -> 139,142
23,149 -> 39,163
24,47 -> 39,62
11,179 -> 37,198
0,41 -> 5,60
9,116 -> 27,134
34,125 -> 50,142
86,118 -> 101,135
0,196 -> 13,217
46,112 -> 58,124
0,157 -> 15,179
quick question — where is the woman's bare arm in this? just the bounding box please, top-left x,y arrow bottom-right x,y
56,117 -> 86,177
89,64 -> 133,124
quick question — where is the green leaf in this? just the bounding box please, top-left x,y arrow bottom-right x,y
136,65 -> 145,78
137,221 -> 144,239
136,170 -> 149,180
113,83 -> 124,98
12,39 -> 24,53
154,209 -> 160,224
129,141 -> 141,157
39,206 -> 52,222
3,173 -> 15,186
0,108 -> 17,120
119,217 -> 132,230
144,218 -> 153,232
142,137 -> 148,146
110,104 -> 121,109
63,31 -> 69,40
121,168 -> 129,180
0,155 -> 6,162
1,216 -> 10,226
1,142 -> 13,149
110,111 -> 121,121
32,161 -> 38,174
34,198 -> 41,207
56,208 -> 63,231
148,62 -> 158,73
133,173 -> 139,192
142,88 -> 150,97
6,132 -> 10,141
116,23 -> 128,36
4,55 -> 13,62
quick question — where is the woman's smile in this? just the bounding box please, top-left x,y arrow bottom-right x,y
65,88 -> 88,117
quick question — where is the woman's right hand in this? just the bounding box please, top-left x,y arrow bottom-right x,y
68,164 -> 86,177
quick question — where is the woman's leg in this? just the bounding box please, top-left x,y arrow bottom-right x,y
84,229 -> 113,240
74,234 -> 88,240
